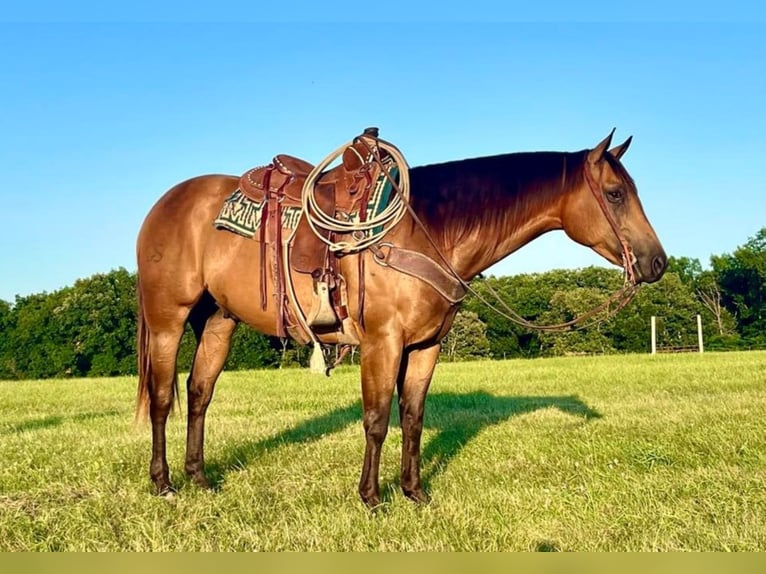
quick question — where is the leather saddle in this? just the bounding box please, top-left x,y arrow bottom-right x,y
239,129 -> 385,274
236,128 -> 387,337
239,130 -> 381,210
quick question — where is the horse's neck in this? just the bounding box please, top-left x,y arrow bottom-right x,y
450,198 -> 564,280
415,152 -> 577,280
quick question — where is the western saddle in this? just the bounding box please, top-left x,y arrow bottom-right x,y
237,127 -> 388,340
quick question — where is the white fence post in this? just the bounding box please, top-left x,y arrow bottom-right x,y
651,316 -> 657,355
697,314 -> 704,353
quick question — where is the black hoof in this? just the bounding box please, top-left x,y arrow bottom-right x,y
403,488 -> 431,505
359,491 -> 381,509
188,472 -> 212,490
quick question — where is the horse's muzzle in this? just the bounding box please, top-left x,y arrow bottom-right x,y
634,251 -> 667,284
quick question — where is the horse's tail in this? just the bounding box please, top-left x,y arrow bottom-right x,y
135,277 -> 152,423
135,277 -> 181,424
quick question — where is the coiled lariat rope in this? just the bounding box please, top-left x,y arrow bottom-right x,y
301,137 -> 411,254
302,134 -> 637,333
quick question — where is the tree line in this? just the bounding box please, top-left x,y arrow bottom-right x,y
1,228 -> 764,380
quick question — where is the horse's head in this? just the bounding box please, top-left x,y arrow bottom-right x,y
562,131 -> 667,284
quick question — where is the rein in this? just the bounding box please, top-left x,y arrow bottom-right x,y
359,137 -> 639,333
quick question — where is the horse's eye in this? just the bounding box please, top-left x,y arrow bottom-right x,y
606,189 -> 624,203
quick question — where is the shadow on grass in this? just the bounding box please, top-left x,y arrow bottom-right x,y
204,400 -> 363,489
205,391 -> 600,495
415,392 -> 601,496
3,410 -> 122,435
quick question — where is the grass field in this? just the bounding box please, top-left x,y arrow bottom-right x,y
1,351 -> 765,551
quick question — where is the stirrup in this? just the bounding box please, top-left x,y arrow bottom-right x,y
306,280 -> 338,327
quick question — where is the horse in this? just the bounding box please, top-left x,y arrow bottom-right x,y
135,129 -> 667,507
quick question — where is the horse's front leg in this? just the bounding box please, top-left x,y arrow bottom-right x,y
358,336 -> 404,507
397,343 -> 440,503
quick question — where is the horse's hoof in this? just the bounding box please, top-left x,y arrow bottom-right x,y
363,498 -> 389,514
188,473 -> 212,490
157,485 -> 177,499
403,488 -> 431,505
359,491 -> 381,509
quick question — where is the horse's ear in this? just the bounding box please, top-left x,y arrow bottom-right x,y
587,128 -> 616,164
608,136 -> 632,161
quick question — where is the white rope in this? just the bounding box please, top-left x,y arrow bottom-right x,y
300,137 -> 410,254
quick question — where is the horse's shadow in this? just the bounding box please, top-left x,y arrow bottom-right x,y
3,410 -> 122,435
404,392 -> 600,497
204,400 -> 362,487
205,391 -> 600,495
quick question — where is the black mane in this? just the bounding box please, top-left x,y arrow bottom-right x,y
407,150 -> 587,248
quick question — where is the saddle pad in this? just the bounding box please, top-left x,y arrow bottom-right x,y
213,165 -> 399,240
348,164 -> 398,233
213,189 -> 302,239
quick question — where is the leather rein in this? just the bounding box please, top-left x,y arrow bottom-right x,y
360,137 -> 639,333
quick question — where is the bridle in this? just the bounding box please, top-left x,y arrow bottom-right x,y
582,157 -> 638,286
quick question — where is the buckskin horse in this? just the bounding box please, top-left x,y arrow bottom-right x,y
135,129 -> 667,506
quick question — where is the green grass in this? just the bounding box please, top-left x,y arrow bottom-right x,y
1,351 -> 765,551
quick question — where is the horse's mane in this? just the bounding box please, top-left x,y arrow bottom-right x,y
407,150 -> 588,250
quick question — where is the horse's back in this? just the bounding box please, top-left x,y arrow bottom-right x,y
140,174 -> 237,230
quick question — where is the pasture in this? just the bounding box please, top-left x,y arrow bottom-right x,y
1,351 -> 764,551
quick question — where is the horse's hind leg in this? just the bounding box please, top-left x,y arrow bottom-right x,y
144,308 -> 189,496
397,343 -> 440,504
184,304 -> 237,488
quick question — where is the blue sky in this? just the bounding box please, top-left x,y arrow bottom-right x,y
1,10 -> 764,301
